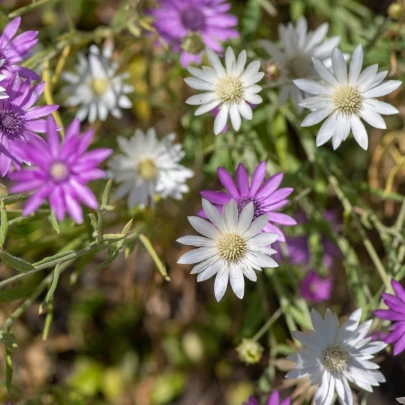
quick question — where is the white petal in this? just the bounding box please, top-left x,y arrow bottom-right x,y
186,92 -> 217,105
237,100 -> 253,120
237,202 -> 254,234
349,45 -> 363,84
316,111 -> 338,147
234,50 -> 247,76
184,77 -> 216,91
357,64 -> 379,91
214,267 -> 229,301
242,266 -> 257,282
188,216 -> 220,239
197,260 -> 223,281
332,47 -> 348,84
230,265 -> 245,299
214,104 -> 229,135
248,252 -> 278,268
312,57 -> 339,87
177,247 -> 217,264
202,199 -> 228,233
206,48 -> 226,77
243,93 -> 263,105
195,99 -> 221,116
360,109 -> 386,129
350,115 -> 368,150
177,235 -> 216,247
243,215 -> 269,238
225,47 -> 236,75
249,232 -> 279,246
363,80 -> 401,98
364,99 -> 399,115
332,114 -> 350,150
301,107 -> 333,127
294,79 -> 333,96
229,104 -> 242,131
223,199 -> 238,231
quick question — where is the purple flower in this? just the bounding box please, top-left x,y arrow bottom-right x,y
273,209 -> 342,267
300,270 -> 333,302
0,74 -> 58,176
0,17 -> 39,81
374,279 -> 405,356
201,162 -> 296,242
150,0 -> 238,67
243,391 -> 291,405
9,117 -> 112,224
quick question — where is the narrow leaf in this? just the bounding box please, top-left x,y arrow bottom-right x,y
42,300 -> 54,341
0,251 -> 35,272
0,201 -> 7,248
48,211 -> 60,234
101,179 -> 113,208
40,264 -> 60,314
139,234 -> 170,281
6,345 -> 12,393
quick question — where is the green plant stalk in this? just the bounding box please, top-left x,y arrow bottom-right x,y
253,308 -> 282,341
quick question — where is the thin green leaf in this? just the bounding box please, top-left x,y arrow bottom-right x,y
0,251 -> 35,272
139,234 -> 170,281
101,179 -> 113,208
0,286 -> 36,303
0,201 -> 7,248
6,345 -> 12,393
42,300 -> 54,341
48,211 -> 60,234
40,264 -> 60,314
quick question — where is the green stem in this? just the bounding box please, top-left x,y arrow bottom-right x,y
253,308 -> 282,342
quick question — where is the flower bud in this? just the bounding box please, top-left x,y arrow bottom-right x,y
264,61 -> 281,81
388,2 -> 405,20
236,338 -> 264,364
181,32 -> 205,55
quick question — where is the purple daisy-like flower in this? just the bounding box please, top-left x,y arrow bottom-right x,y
0,17 -> 39,81
200,162 -> 296,242
9,117 -> 112,224
374,279 -> 405,356
300,270 -> 333,303
0,74 -> 58,176
150,0 -> 238,67
243,391 -> 291,405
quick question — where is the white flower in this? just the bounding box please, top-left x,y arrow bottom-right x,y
184,47 -> 264,135
0,60 -> 8,99
62,42 -> 133,123
287,308 -> 387,405
295,44 -> 401,150
177,199 -> 279,301
261,17 -> 340,107
109,128 -> 193,208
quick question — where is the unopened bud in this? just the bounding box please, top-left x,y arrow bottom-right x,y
264,62 -> 281,81
181,33 -> 205,55
388,2 -> 405,20
236,338 -> 263,365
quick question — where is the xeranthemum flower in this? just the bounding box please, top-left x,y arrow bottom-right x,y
9,117 -> 112,224
62,42 -> 133,123
287,308 -> 387,405
374,279 -> 405,355
300,270 -> 333,303
0,74 -> 58,176
177,199 -> 279,301
201,162 -> 296,242
0,60 -> 8,99
150,0 -> 238,67
185,47 -> 264,134
0,17 -> 39,81
261,17 -> 339,108
243,390 -> 291,405
108,128 -> 194,208
295,44 -> 401,150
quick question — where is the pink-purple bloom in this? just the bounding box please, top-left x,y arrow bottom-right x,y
200,162 -> 296,242
0,74 -> 58,176
9,117 -> 112,224
300,270 -> 333,303
243,390 -> 291,405
374,279 -> 405,356
150,0 -> 238,67
0,17 -> 39,81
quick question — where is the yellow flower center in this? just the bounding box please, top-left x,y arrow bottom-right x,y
90,78 -> 109,96
50,162 -> 69,181
286,54 -> 313,79
333,85 -> 363,115
216,77 -> 244,104
217,232 -> 247,264
137,158 -> 158,181
321,344 -> 350,373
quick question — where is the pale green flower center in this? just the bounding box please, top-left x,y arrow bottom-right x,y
137,158 -> 158,181
321,344 -> 350,373
217,77 -> 244,104
50,162 -> 69,181
333,85 -> 363,115
217,232 -> 247,264
91,78 -> 109,96
286,54 -> 313,79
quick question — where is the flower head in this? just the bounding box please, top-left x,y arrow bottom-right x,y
0,74 -> 58,176
374,279 -> 405,356
201,162 -> 296,242
287,308 -> 387,405
185,47 -> 264,134
300,270 -> 333,303
295,44 -> 401,150
261,17 -> 339,108
150,0 -> 238,67
243,391 -> 291,405
177,198 -> 279,301
9,117 -> 112,224
109,127 -> 193,208
236,338 -> 264,364
62,43 -> 133,123
0,17 -> 39,81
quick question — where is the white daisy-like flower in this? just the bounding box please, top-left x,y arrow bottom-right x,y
287,308 -> 387,405
261,17 -> 340,107
295,44 -> 401,150
0,60 -> 8,99
62,42 -> 133,123
177,198 -> 279,301
109,127 -> 194,208
184,47 -> 264,135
